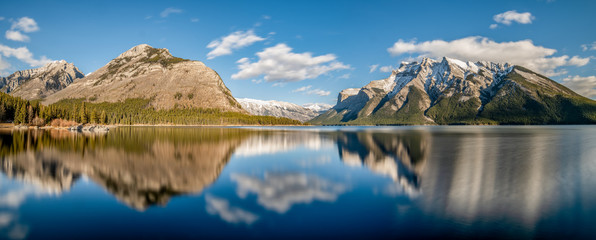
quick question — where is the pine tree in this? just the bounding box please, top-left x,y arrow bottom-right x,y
0,103 -> 5,122
27,105 -> 34,124
99,110 -> 107,124
90,109 -> 97,124
79,102 -> 87,124
16,104 -> 27,124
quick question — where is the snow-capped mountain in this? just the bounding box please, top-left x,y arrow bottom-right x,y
238,98 -> 323,122
0,60 -> 84,100
311,57 -> 596,125
302,103 -> 333,114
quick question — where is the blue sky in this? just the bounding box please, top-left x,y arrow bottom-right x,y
1,0 -> 595,105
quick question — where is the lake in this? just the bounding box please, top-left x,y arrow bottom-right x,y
0,126 -> 595,239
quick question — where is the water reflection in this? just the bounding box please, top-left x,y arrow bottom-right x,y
0,128 -> 251,210
0,126 -> 595,238
332,131 -> 428,196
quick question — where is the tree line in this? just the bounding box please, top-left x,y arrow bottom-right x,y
0,93 -> 303,126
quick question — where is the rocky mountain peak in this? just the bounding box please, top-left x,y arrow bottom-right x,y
115,44 -> 174,61
1,60 -> 84,100
311,56 -> 596,125
43,44 -> 244,112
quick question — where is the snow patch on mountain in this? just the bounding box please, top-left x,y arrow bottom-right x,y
238,98 -> 322,122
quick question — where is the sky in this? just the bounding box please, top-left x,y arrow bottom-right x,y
0,0 -> 595,105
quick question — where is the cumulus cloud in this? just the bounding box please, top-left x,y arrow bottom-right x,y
207,30 -> 265,59
205,195 -> 258,225
231,172 -> 346,213
581,41 -> 596,51
292,85 -> 330,96
5,17 -> 39,42
160,7 -> 182,18
5,30 -> 29,42
562,75 -> 596,98
387,36 -> 590,76
492,10 -> 534,28
0,44 -> 52,67
232,44 -> 350,82
489,24 -> 499,29
369,64 -> 379,73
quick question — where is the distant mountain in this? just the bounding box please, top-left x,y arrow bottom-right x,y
238,98 -> 323,122
43,44 -> 244,112
311,57 -> 596,125
302,103 -> 333,114
0,60 -> 84,100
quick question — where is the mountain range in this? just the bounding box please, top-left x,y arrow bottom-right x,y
238,98 -> 331,122
311,57 -> 596,125
1,44 -> 595,125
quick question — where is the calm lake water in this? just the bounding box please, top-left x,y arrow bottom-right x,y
0,126 -> 595,239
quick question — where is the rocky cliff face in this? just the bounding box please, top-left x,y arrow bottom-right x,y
0,60 -> 84,100
42,44 -> 244,112
311,57 -> 596,125
238,98 -> 323,122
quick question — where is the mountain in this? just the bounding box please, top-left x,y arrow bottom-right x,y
0,60 -> 84,100
238,98 -> 322,122
303,103 -> 333,114
42,44 -> 244,112
311,57 -> 596,125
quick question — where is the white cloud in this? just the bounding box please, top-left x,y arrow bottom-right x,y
292,85 -> 330,96
160,7 -> 182,18
369,64 -> 379,73
379,65 -> 394,72
581,41 -> 596,51
5,30 -> 29,42
562,75 -> 596,98
232,43 -> 350,82
387,36 -> 590,76
262,15 -> 271,20
190,18 -> 199,23
207,30 -> 265,59
0,17 -> 5,21
5,17 -> 39,42
205,195 -> 259,225
0,44 -> 52,67
11,17 -> 39,33
489,24 -> 498,29
231,173 -> 346,213
493,10 -> 534,25
338,73 -> 350,79
292,85 -> 312,92
307,89 -> 331,96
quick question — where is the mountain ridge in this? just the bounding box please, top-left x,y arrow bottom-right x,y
238,98 -> 330,122
42,44 -> 245,113
311,57 -> 596,125
0,60 -> 84,100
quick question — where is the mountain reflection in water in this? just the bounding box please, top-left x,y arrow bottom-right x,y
0,126 -> 595,239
